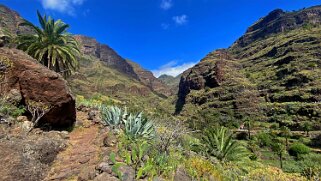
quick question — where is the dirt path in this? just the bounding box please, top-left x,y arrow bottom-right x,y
45,112 -> 102,181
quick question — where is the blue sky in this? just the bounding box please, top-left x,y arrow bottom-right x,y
1,0 -> 321,77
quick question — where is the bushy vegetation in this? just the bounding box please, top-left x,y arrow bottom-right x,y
0,97 -> 25,118
288,143 -> 311,159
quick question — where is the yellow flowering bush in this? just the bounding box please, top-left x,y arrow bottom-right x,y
185,156 -> 223,181
246,167 -> 307,181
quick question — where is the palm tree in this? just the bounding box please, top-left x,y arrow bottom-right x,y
17,11 -> 80,78
280,126 -> 292,148
202,126 -> 248,162
302,121 -> 312,137
271,142 -> 286,169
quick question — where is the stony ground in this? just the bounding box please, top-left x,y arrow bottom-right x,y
0,110 -> 121,181
45,110 -> 120,181
45,121 -> 100,180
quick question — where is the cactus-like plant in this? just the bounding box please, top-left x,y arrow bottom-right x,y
123,112 -> 155,139
101,106 -> 123,128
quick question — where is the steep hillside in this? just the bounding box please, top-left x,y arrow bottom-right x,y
158,74 -> 181,93
126,60 -> 172,97
176,50 -> 262,128
0,5 -> 32,36
177,6 -> 321,127
68,55 -> 168,114
73,35 -> 171,97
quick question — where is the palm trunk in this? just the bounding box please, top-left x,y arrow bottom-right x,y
285,137 -> 288,148
279,154 -> 283,169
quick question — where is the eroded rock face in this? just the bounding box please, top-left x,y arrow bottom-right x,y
74,35 -> 138,79
176,50 -> 230,112
0,48 -> 76,128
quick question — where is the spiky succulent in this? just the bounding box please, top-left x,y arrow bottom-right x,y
100,106 -> 155,139
101,106 -> 123,128
202,126 -> 249,162
123,112 -> 155,139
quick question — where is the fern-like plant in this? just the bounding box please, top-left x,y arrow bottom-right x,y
123,112 -> 155,139
101,106 -> 123,128
202,126 -> 248,162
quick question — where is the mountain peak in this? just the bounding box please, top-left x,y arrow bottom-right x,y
233,5 -> 321,48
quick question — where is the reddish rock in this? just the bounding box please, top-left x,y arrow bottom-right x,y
0,48 -> 76,128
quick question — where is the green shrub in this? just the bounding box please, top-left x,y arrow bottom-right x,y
256,132 -> 274,147
288,143 -> 311,159
0,98 -> 25,118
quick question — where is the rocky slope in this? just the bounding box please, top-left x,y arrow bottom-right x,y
68,54 -> 169,114
0,5 -> 33,36
74,35 -> 171,97
158,74 -> 181,93
126,60 -> 172,97
177,5 -> 321,127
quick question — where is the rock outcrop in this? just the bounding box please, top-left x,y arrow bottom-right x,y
0,48 -> 76,128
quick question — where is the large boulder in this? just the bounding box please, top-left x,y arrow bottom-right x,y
0,48 -> 76,128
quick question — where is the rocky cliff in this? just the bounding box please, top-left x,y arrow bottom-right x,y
74,35 -> 171,97
177,6 -> 321,127
74,35 -> 138,79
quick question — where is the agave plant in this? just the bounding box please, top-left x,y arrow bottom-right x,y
202,126 -> 248,162
123,112 -> 155,139
101,106 -> 123,128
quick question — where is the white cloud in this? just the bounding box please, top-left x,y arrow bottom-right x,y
160,0 -> 173,10
172,14 -> 188,25
40,0 -> 85,15
152,60 -> 197,77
